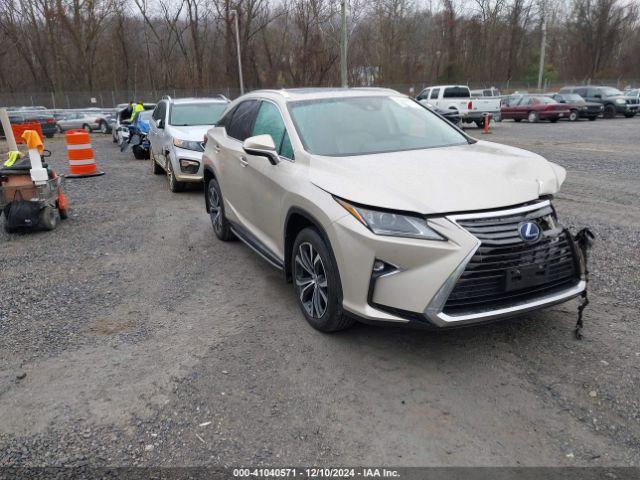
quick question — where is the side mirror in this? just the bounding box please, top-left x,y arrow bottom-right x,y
242,134 -> 279,165
156,119 -> 163,129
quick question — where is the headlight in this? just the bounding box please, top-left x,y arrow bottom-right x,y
336,198 -> 445,241
173,138 -> 204,152
615,98 -> 625,105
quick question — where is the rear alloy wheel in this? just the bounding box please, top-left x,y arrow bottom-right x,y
207,177 -> 233,241
568,110 -> 579,122
292,228 -> 354,332
528,111 -> 539,123
603,104 -> 616,119
151,154 -> 163,174
167,160 -> 184,192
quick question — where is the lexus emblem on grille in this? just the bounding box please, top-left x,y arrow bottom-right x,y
518,221 -> 541,242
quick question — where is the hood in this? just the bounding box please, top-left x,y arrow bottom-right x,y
310,140 -> 565,214
168,125 -> 212,142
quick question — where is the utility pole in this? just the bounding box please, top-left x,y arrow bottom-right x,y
340,0 -> 348,88
230,10 -> 244,96
537,8 -> 547,92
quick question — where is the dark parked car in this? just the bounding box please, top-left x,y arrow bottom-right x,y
548,93 -> 603,121
559,86 -> 638,118
0,111 -> 57,138
500,95 -> 570,123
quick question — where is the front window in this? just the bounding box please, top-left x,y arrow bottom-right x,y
562,94 -> 585,104
288,95 -> 468,157
169,103 -> 227,126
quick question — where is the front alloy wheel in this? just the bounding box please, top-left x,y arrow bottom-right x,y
295,242 -> 328,319
167,161 -> 183,192
291,228 -> 354,332
569,110 -> 579,121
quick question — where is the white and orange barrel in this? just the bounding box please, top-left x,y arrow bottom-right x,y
65,129 -> 104,178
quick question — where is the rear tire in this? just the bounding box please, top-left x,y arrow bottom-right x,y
151,154 -> 163,174
292,228 -> 354,332
624,113 -> 635,118
514,118 -> 522,122
588,116 -> 597,121
207,177 -> 233,241
40,206 -> 60,231
549,117 -> 559,123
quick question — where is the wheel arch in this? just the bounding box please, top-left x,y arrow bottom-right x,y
283,207 -> 338,287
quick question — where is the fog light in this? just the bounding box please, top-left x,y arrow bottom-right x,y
179,159 -> 200,174
371,259 -> 399,277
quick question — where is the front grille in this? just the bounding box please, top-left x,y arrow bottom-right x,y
443,203 -> 580,316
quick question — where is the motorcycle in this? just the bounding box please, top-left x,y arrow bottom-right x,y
120,111 -> 151,159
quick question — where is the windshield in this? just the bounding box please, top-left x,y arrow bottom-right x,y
170,103 -> 227,126
288,96 -> 468,157
627,89 -> 639,97
601,87 -> 623,97
138,111 -> 152,121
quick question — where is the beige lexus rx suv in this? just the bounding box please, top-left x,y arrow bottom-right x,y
202,88 -> 585,332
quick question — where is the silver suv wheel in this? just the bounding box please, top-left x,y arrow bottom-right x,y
295,242 -> 328,318
208,182 -> 223,234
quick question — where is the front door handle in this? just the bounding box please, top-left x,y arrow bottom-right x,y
239,156 -> 248,167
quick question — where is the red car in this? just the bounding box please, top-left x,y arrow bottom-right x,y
501,95 -> 571,123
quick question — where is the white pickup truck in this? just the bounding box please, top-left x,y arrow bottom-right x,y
417,85 -> 501,127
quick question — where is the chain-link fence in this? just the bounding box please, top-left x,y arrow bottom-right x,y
2,79 -> 639,110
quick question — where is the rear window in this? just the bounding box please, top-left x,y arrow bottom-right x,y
443,87 -> 470,98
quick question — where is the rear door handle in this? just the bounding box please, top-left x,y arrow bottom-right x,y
239,156 -> 248,167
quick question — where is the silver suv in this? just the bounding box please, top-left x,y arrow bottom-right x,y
149,96 -> 229,192
202,88 -> 585,332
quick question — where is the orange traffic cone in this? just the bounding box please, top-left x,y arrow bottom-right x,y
481,113 -> 491,134
65,130 -> 104,178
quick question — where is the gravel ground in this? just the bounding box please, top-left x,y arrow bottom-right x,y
0,116 -> 639,468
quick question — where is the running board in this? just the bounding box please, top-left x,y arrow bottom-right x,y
229,222 -> 284,270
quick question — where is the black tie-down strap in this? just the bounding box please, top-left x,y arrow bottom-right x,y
574,228 -> 595,340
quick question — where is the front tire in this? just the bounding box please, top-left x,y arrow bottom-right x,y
82,124 -> 92,133
292,228 -> 354,332
99,121 -> 108,134
166,160 -> 184,192
603,104 -> 616,119
624,113 -> 636,118
207,177 -> 233,241
568,110 -> 579,122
